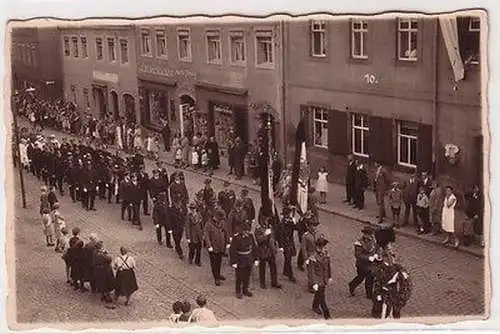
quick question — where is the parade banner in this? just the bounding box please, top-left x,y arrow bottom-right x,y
439,16 -> 465,82
259,114 -> 274,218
290,119 -> 308,214
297,142 -> 309,214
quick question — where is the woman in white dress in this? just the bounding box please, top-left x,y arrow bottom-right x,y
115,123 -> 123,150
19,139 -> 29,169
441,186 -> 459,248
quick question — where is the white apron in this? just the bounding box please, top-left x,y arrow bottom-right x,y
441,193 -> 457,233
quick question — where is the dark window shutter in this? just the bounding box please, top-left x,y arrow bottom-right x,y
368,116 -> 393,166
417,124 -> 433,173
327,109 -> 349,155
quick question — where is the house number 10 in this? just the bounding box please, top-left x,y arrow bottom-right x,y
363,74 -> 378,84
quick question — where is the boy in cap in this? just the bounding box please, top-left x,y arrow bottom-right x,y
307,237 -> 332,319
348,226 -> 376,298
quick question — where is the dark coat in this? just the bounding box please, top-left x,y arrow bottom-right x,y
275,216 -> 297,256
93,250 -> 114,293
186,211 -> 204,244
229,231 -> 257,267
307,251 -> 332,287
254,224 -> 278,260
206,140 -> 220,167
153,200 -> 171,229
203,218 -> 228,253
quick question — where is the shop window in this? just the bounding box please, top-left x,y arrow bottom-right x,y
351,20 -> 368,59
107,38 -> 116,62
63,36 -> 70,57
71,36 -> 79,58
458,16 -> 480,65
352,114 -> 369,157
178,28 -> 192,62
312,107 -> 328,148
141,30 -> 152,56
206,29 -> 222,64
156,30 -> 167,58
230,30 -> 245,64
255,30 -> 274,68
83,88 -> 90,110
95,38 -> 103,60
81,36 -> 88,58
398,18 -> 418,61
311,20 -> 327,57
120,39 -> 129,64
398,121 -> 418,168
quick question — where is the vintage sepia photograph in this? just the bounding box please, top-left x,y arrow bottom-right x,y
5,9 -> 489,329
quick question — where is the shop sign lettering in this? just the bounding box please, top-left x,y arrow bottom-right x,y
139,62 -> 196,78
213,104 -> 232,115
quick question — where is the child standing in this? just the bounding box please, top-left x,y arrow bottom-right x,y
40,186 -> 50,216
41,208 -> 55,246
191,146 -> 200,169
169,301 -> 183,324
388,181 -> 403,228
315,166 -> 329,204
58,227 -> 71,283
51,203 -> 66,251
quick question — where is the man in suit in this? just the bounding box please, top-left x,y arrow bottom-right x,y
161,121 -> 171,152
402,173 -> 419,228
344,154 -> 357,205
373,161 -> 391,223
137,165 -> 150,216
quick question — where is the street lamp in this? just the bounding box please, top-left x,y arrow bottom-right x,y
11,87 -> 34,209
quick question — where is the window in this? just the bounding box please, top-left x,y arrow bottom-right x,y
255,30 -> 274,67
120,39 -> 129,64
141,30 -> 151,56
351,20 -> 368,59
81,36 -> 88,58
63,36 -> 70,57
178,28 -> 192,61
83,88 -> 90,109
156,31 -> 167,58
312,107 -> 328,148
352,114 -> 369,156
398,121 -> 418,168
398,18 -> 418,61
31,47 -> 37,67
311,20 -> 327,57
70,85 -> 77,104
229,30 -> 245,63
107,38 -> 116,62
458,17 -> 480,65
71,37 -> 79,58
95,38 -> 103,60
206,30 -> 222,63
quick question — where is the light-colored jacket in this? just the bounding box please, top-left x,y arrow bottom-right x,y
188,307 -> 217,323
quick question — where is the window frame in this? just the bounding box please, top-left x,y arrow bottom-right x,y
83,88 -> 90,109
229,29 -> 246,65
107,37 -> 116,63
140,29 -> 152,57
80,35 -> 88,59
177,28 -> 192,62
312,107 -> 329,149
63,36 -> 70,57
351,114 -> 369,157
397,121 -> 418,169
95,37 -> 104,61
155,30 -> 168,59
205,29 -> 222,65
397,18 -> 419,62
119,38 -> 129,64
310,20 -> 327,57
351,19 -> 368,59
467,17 -> 480,65
255,30 -> 275,69
71,36 -> 79,58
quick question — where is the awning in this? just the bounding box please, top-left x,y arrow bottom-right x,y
195,81 -> 248,96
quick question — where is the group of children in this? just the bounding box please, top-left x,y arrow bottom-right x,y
169,295 -> 217,324
173,144 -> 209,172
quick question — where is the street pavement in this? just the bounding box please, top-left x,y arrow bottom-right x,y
12,158 -> 486,324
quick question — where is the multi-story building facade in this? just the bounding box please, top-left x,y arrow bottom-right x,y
284,15 -> 483,193
59,25 -> 139,123
135,19 -> 285,153
11,27 -> 63,98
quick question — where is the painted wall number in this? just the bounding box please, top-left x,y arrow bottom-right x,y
363,74 -> 379,84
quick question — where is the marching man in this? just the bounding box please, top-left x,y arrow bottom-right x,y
255,216 -> 282,290
229,222 -> 258,299
307,237 -> 332,320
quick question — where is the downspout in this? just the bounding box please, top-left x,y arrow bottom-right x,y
432,18 -> 439,179
280,19 -> 288,162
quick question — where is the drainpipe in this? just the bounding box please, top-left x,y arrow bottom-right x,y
432,18 -> 439,179
280,19 -> 288,162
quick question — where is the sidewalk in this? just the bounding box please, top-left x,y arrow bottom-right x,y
19,119 -> 484,258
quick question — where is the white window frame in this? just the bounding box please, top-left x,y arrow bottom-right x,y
177,28 -> 192,62
140,30 -> 152,56
255,30 -> 274,69
80,36 -> 88,59
312,107 -> 328,149
155,30 -> 168,59
351,114 -> 369,157
95,37 -> 104,61
310,20 -> 327,57
206,29 -> 222,64
107,37 -> 116,63
120,39 -> 129,64
397,121 -> 418,169
83,88 -> 90,109
351,20 -> 368,59
229,29 -> 246,65
63,36 -> 70,57
397,18 -> 419,61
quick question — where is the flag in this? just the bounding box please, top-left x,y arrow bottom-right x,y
259,115 -> 274,218
439,16 -> 465,82
290,119 -> 308,214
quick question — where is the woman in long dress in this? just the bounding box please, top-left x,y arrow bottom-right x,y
93,241 -> 116,307
441,186 -> 459,248
113,246 -> 138,306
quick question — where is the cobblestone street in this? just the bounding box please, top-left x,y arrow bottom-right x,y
12,162 -> 485,324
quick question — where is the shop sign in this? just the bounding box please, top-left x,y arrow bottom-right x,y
213,103 -> 233,115
138,62 -> 196,79
92,70 -> 119,84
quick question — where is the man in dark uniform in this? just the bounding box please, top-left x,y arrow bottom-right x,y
129,174 -> 142,230
108,164 -> 121,204
353,163 -> 369,210
301,212 -> 320,292
81,161 -> 97,211
307,237 -> 332,319
218,181 -> 233,216
275,205 -> 298,282
119,174 -> 133,221
54,150 -> 66,196
201,178 -> 216,207
240,187 -> 255,225
137,165 -> 150,216
156,161 -> 169,184
348,227 -> 376,299
170,201 -> 186,259
153,192 -> 173,248
230,222 -> 258,299
344,154 -> 357,205
255,216 -> 282,290
149,169 -> 168,203
96,156 -> 111,200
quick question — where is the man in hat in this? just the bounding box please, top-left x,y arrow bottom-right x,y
153,192 -> 173,248
307,237 -> 332,319
129,174 -> 143,230
344,154 -> 357,205
230,221 -> 258,299
156,161 -> 170,185
240,186 -> 255,224
301,212 -> 320,292
201,178 -> 216,206
119,174 -> 133,221
80,161 -> 97,211
254,216 -> 282,290
204,206 -> 230,286
348,227 -> 376,299
149,169 -> 168,204
186,202 -> 204,266
137,165 -> 150,216
402,172 -> 419,228
353,162 -> 369,210
275,205 -> 298,283
170,199 -> 187,259
217,181 -> 234,216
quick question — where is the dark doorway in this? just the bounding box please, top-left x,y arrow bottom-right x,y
92,86 -> 107,119
123,94 -> 136,125
234,106 -> 249,150
111,91 -> 119,121
179,94 -> 195,139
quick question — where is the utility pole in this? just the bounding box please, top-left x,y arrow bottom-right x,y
11,91 -> 27,208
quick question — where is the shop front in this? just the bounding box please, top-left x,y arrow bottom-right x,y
138,77 -> 176,130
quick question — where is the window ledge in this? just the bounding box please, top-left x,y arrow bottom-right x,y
230,61 -> 246,67
256,63 -> 275,70
142,53 -> 153,58
353,152 -> 369,158
180,58 -> 192,63
207,60 -> 223,65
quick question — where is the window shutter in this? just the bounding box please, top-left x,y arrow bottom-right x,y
417,124 -> 433,173
368,116 -> 393,166
327,109 -> 349,155
457,17 -> 469,61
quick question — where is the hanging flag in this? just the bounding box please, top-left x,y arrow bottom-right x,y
439,16 -> 465,82
259,114 -> 274,218
290,119 -> 308,214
